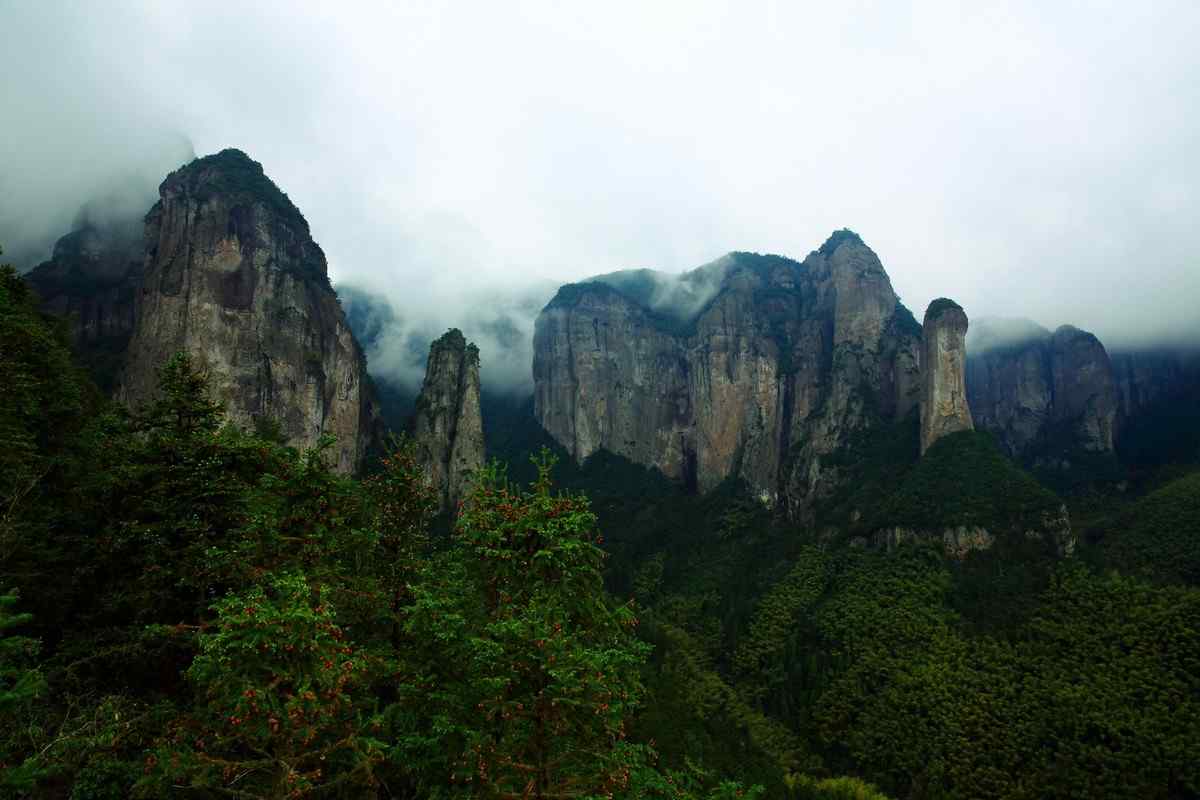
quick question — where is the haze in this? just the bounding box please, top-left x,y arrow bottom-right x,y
2,1 -> 1198,393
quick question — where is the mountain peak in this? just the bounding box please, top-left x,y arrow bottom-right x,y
162,148 -> 307,232
818,228 -> 865,255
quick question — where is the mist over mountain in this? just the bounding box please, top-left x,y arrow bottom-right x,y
4,3 -> 1200,355
4,5 -> 1200,799
338,277 -> 559,400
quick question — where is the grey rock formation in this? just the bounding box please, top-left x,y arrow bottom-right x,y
24,216 -> 145,391
920,299 -> 974,454
115,149 -> 378,473
966,318 -> 1119,456
533,231 -> 922,515
1109,347 -> 1200,420
1049,326 -> 1119,452
874,504 -> 1074,559
412,328 -> 485,513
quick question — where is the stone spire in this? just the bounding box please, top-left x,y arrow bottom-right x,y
412,328 -> 485,513
920,298 -> 974,454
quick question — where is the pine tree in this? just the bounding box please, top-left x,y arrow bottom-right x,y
395,451 -> 650,799
142,573 -> 380,798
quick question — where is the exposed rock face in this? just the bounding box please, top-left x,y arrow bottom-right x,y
920,299 -> 974,454
965,319 -> 1052,456
874,504 -> 1074,559
1049,326 -> 1119,452
1109,348 -> 1200,420
533,231 -> 922,514
412,329 -> 485,513
116,149 -> 378,473
24,217 -> 145,391
966,318 -> 1119,456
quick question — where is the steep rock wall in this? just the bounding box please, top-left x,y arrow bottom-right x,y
117,149 -> 378,473
533,232 -> 922,513
412,329 -> 485,513
24,220 -> 145,391
920,299 -> 974,454
966,319 -> 1119,456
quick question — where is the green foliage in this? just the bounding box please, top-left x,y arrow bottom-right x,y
731,549 -> 830,700
819,563 -> 1200,799
0,589 -> 48,792
393,452 -> 652,798
877,431 -> 1061,531
0,259 -> 95,571
1095,470 -> 1200,584
816,414 -> 920,535
788,774 -> 890,800
144,573 -> 380,797
621,748 -> 769,800
6,249 -> 1200,799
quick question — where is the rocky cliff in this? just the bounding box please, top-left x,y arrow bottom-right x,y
966,318 -> 1118,457
533,231 -> 922,514
1109,348 -> 1200,420
412,329 -> 485,512
113,149 -> 378,473
919,299 -> 974,454
24,212 -> 145,391
1049,326 -> 1120,452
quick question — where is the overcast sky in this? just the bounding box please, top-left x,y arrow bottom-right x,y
2,1 -> 1198,386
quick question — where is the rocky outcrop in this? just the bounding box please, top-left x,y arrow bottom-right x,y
966,318 -> 1119,457
412,329 -> 485,512
116,149 -> 378,473
920,299 -> 973,454
1109,348 -> 1200,420
1049,326 -> 1119,452
24,215 -> 145,391
533,231 -> 922,514
874,504 -> 1074,559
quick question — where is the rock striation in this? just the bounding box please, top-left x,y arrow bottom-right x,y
1049,326 -> 1119,452
1108,347 -> 1200,421
111,149 -> 378,472
966,318 -> 1119,457
533,231 -> 922,514
919,299 -> 974,455
412,329 -> 485,513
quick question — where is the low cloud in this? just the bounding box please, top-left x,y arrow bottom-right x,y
2,2 -> 1198,375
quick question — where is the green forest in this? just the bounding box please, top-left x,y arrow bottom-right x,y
2,255 -> 1199,800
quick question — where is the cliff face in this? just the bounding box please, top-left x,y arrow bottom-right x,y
1049,326 -> 1119,452
533,232 -> 922,513
24,218 -> 145,391
1109,348 -> 1200,420
412,329 -> 485,512
116,149 -> 378,473
919,299 -> 974,454
966,319 -> 1118,456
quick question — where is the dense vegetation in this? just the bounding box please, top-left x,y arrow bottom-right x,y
0,254 -> 805,799
486,389 -> 1200,799
877,431 -> 1061,531
4,247 -> 1200,799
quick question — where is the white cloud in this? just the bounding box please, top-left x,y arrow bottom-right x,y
2,0 -> 1197,372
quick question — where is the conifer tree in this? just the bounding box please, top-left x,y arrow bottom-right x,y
395,451 -> 650,799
